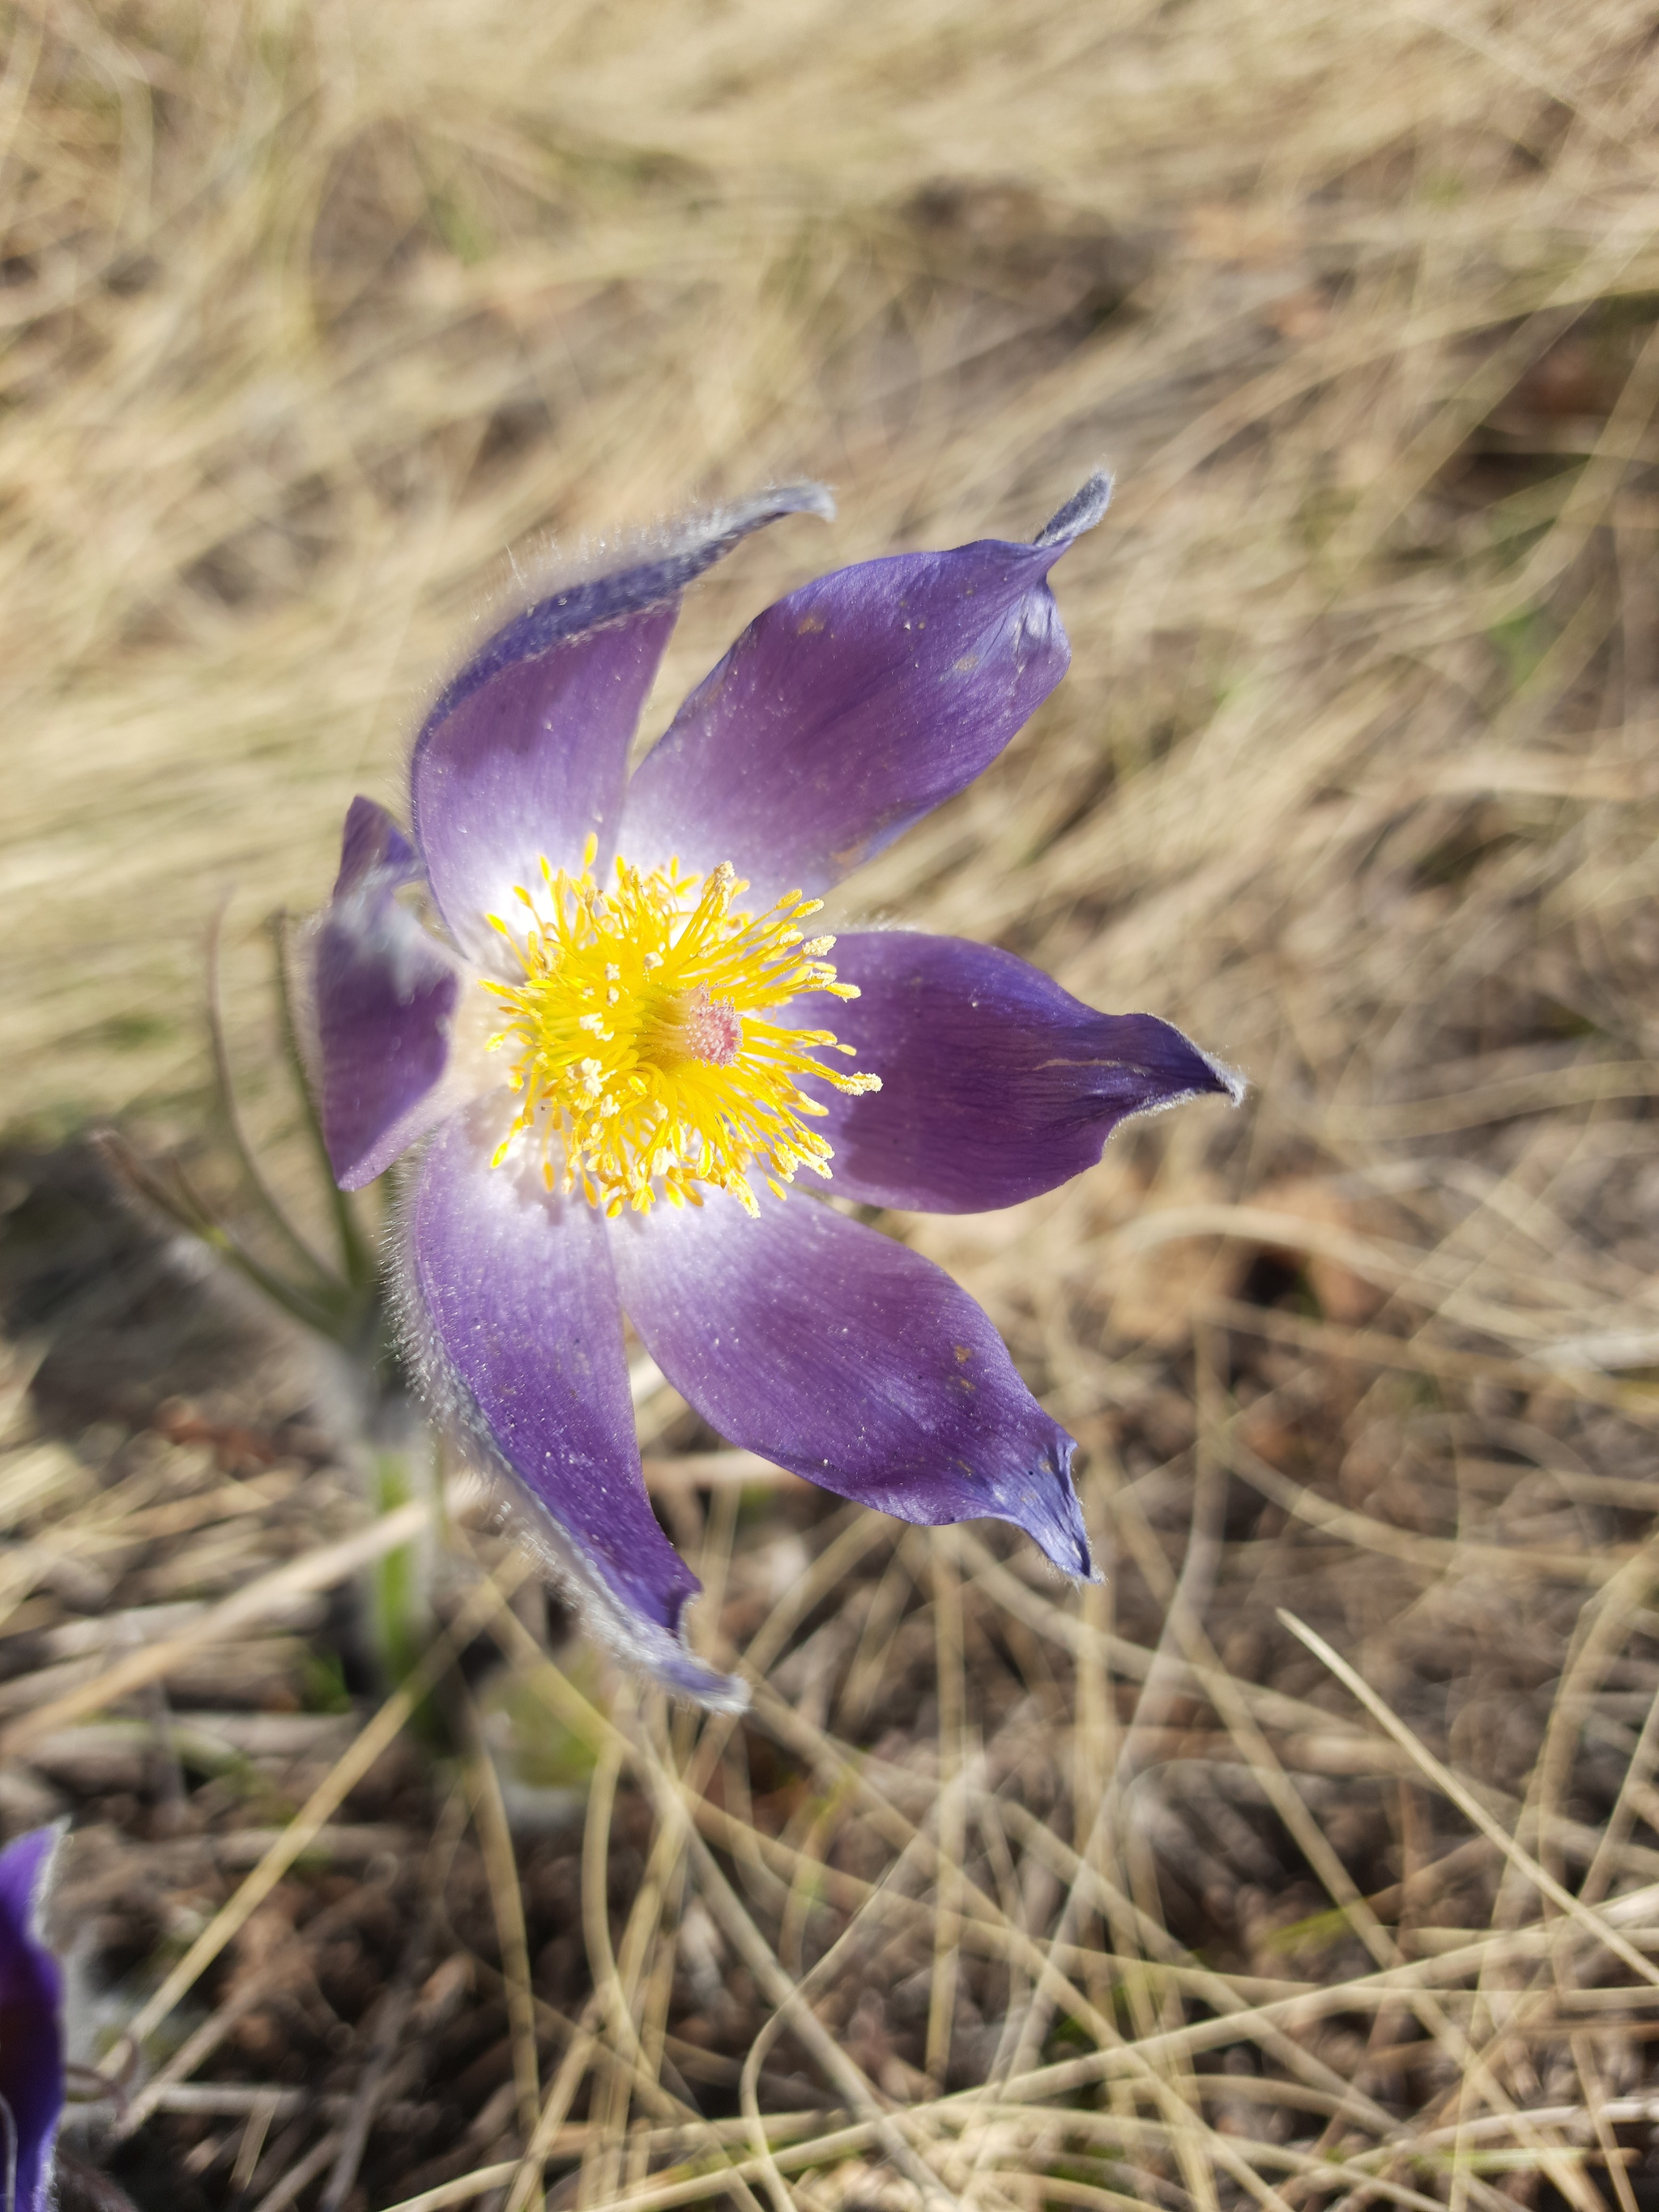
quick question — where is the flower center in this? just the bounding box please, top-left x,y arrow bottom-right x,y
482,836 -> 880,1217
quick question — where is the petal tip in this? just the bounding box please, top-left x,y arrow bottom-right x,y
333,1144 -> 391,1192
652,1644 -> 752,1712
1115,1020 -> 1249,1124
1200,1044 -> 1249,1108
0,1821 -> 66,1933
435,1426 -> 746,1709
1034,469 -> 1113,549
1010,1430 -> 1096,1583
727,478 -> 836,530
569,1571 -> 751,1712
649,479 -> 836,576
334,795 -> 417,900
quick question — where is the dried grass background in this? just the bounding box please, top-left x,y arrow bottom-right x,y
8,0 -> 1659,2207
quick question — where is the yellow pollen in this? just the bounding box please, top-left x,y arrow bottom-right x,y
482,840 -> 880,1216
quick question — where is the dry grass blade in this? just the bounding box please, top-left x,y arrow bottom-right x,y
1282,1613 -> 1659,1989
105,1552 -> 529,2070
458,1690 -> 542,2154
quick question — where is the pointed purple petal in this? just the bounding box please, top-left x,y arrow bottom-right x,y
0,1826 -> 65,2212
0,1831 -> 52,1930
311,801 -> 461,1191
407,1102 -> 743,1706
413,603 -> 674,970
612,1192 -> 1093,1578
800,932 -> 1241,1212
334,793 -> 419,899
412,485 -> 833,965
620,474 -> 1110,904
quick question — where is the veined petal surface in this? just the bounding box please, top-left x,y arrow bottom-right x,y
412,486 -> 832,966
0,1826 -> 64,2212
612,1191 -> 1093,1578
620,475 -> 1111,905
313,797 -> 461,1191
799,932 -> 1241,1212
407,1102 -> 741,1706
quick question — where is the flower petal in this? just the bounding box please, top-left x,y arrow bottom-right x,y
334,790 -> 419,897
312,799 -> 461,1191
0,1826 -> 65,2212
620,474 -> 1111,904
799,931 -> 1242,1212
407,1101 -> 743,1707
611,1191 -> 1093,1578
412,484 -> 834,965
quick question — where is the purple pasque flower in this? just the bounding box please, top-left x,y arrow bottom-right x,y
0,1827 -> 66,2212
309,477 -> 1240,1707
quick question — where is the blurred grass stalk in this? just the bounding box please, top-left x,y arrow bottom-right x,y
101,906 -> 443,1706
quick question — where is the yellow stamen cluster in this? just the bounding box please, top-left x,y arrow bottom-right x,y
482,835 -> 881,1216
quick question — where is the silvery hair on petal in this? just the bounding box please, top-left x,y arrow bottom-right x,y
388,1169 -> 748,1713
418,483 -> 838,748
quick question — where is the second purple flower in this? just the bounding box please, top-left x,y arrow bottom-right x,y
0,1826 -> 66,2212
